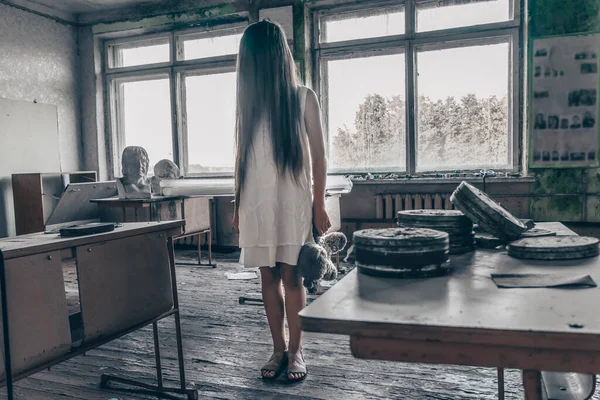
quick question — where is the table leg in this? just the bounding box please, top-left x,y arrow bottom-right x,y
152,322 -> 163,389
208,230 -> 215,268
522,370 -> 543,400
498,368 -> 505,400
168,238 -> 187,391
197,234 -> 202,265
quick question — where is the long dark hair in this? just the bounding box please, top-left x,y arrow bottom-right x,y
234,20 -> 303,210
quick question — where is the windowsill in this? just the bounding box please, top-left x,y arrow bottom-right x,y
349,175 -> 536,185
181,173 -> 535,184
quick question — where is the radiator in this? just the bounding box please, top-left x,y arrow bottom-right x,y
374,193 -> 455,220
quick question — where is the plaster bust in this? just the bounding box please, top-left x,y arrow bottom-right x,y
116,146 -> 151,199
150,159 -> 181,194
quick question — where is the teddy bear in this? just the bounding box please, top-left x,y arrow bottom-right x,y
297,230 -> 347,294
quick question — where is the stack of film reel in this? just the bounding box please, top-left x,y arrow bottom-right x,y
397,210 -> 475,254
353,227 -> 451,278
450,181 -> 526,241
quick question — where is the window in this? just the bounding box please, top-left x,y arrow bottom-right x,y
179,32 -> 243,60
315,0 -> 520,173
417,41 -> 510,171
105,24 -> 244,177
416,0 -> 511,32
107,37 -> 171,68
326,53 -> 406,171
321,7 -> 405,43
184,71 -> 237,174
116,77 -> 174,173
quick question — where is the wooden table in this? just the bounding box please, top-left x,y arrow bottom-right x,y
91,195 -> 215,267
300,222 -> 600,400
0,221 -> 197,399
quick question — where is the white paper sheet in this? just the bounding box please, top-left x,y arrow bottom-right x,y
531,34 -> 600,168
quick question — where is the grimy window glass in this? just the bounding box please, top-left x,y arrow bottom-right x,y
315,0 -> 521,174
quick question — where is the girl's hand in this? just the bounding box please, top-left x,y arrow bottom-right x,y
313,204 -> 331,236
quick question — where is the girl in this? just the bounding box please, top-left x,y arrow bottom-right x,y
233,20 -> 331,382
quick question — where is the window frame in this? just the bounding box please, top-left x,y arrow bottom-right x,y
311,0 -> 523,175
319,46 -> 409,174
104,21 -> 246,179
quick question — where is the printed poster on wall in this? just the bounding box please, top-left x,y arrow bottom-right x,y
530,33 -> 600,168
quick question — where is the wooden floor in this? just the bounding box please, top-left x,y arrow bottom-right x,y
2,249 -> 598,400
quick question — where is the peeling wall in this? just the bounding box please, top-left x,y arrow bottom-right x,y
529,0 -> 600,222
0,4 -> 81,172
0,4 -> 82,237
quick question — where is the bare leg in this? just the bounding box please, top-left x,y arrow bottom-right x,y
259,266 -> 286,378
280,263 -> 307,380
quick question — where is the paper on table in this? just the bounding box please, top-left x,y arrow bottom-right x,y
530,34 -> 600,168
491,273 -> 597,289
224,271 -> 258,280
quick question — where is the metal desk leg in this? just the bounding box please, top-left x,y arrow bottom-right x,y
208,230 -> 215,268
197,233 -> 202,266
197,230 -> 215,268
100,238 -> 198,400
153,322 -> 163,389
0,250 -> 14,400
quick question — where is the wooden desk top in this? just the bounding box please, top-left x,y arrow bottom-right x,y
300,222 -> 600,351
0,221 -> 184,260
90,195 -> 213,204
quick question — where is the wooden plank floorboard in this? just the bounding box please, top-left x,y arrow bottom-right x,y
0,249 -> 596,399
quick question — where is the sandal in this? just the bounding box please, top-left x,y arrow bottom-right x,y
261,351 -> 288,380
287,351 -> 307,382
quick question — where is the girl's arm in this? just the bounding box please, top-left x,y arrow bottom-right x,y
304,88 -> 331,234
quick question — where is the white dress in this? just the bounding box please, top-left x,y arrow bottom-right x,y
238,86 -> 313,268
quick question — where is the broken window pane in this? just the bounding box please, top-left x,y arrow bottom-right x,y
416,41 -> 510,171
321,8 -> 405,43
417,0 -> 511,32
185,72 -> 237,174
119,78 -> 174,173
326,53 -> 406,171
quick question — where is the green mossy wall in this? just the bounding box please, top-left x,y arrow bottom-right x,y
529,0 -> 600,222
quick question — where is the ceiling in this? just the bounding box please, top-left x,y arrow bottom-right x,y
26,0 -> 165,14
6,0 -> 243,25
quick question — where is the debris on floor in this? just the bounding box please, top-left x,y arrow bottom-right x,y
225,271 -> 258,280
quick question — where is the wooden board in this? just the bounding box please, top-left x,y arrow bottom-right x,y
301,222 -> 600,353
0,250 -> 71,377
182,197 -> 210,233
326,194 -> 342,233
46,182 -> 118,227
11,174 -> 45,235
0,99 -> 61,238
76,232 -> 174,344
0,221 -> 183,260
